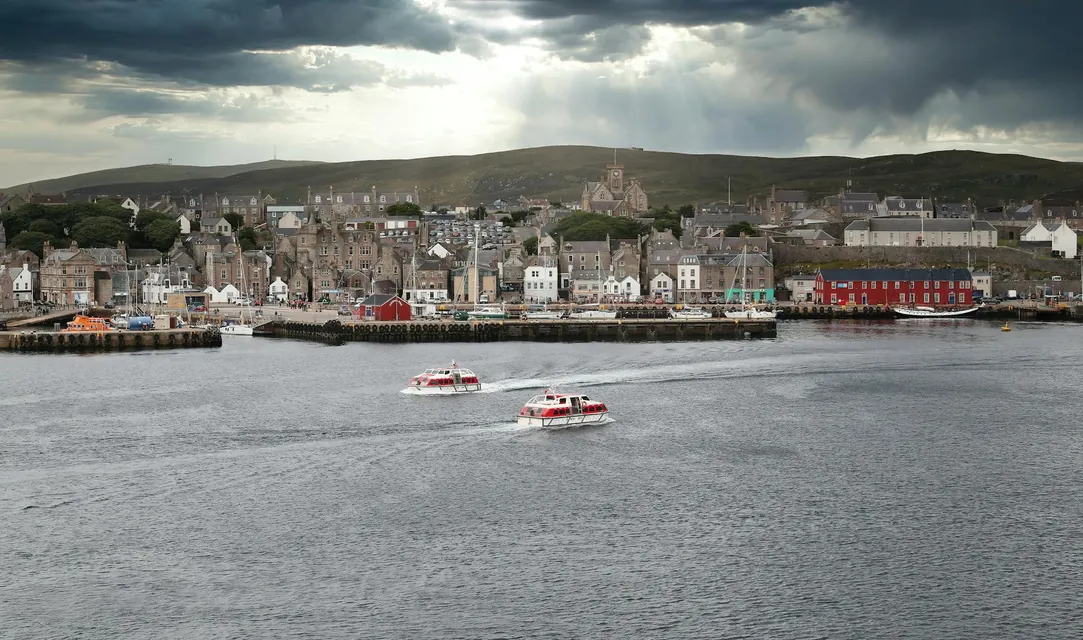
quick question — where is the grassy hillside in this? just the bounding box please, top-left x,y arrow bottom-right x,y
14,146 -> 1083,207
2,159 -> 324,196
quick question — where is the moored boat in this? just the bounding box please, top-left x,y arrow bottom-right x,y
568,305 -> 617,319
467,305 -> 508,319
724,307 -> 777,320
516,388 -> 609,429
670,306 -> 712,319
893,304 -> 982,318
404,361 -> 482,394
63,315 -> 116,332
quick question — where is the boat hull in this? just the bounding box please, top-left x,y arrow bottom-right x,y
220,325 -> 254,336
523,312 -> 563,320
893,306 -> 980,318
402,383 -> 481,395
517,411 -> 609,429
724,310 -> 777,319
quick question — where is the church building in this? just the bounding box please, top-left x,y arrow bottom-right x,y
581,159 -> 649,217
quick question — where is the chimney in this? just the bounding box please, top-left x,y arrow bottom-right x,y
43,240 -> 52,255
69,240 -> 78,250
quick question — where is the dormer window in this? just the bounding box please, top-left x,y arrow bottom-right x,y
380,195 -> 386,203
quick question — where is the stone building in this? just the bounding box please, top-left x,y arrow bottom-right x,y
581,161 -> 649,216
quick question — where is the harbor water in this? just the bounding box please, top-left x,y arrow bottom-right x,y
2,320 -> 1082,639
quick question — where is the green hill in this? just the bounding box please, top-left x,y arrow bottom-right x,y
10,146 -> 1083,207
2,159 -> 324,196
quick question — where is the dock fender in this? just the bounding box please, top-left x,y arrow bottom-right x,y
168,334 -> 176,346
78,333 -> 86,346
153,334 -> 161,347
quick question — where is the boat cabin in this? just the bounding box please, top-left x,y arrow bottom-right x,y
521,392 -> 607,417
411,367 -> 479,386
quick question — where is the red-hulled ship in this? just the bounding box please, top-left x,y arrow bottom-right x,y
403,361 -> 481,395
516,389 -> 609,429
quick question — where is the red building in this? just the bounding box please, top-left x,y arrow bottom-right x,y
356,294 -> 412,321
814,268 -> 973,307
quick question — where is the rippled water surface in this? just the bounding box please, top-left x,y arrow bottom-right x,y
3,320 -> 1083,639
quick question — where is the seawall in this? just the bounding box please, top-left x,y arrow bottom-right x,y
0,328 -> 223,353
263,318 -> 778,344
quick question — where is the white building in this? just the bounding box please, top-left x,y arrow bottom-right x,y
784,274 -> 817,302
971,272 -> 992,298
175,214 -> 192,235
602,275 -> 641,301
1021,221 -> 1078,259
677,255 -> 700,302
524,256 -> 559,303
141,271 -> 190,304
268,206 -> 305,229
204,283 -> 241,304
3,263 -> 34,304
844,218 -> 997,247
426,242 -> 453,259
268,276 -> 289,301
650,272 -> 674,303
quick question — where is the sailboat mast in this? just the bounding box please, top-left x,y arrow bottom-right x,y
473,223 -> 479,306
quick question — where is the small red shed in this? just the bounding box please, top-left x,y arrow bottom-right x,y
357,294 -> 412,321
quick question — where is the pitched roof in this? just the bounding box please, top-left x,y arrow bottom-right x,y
846,218 -> 996,232
819,268 -> 972,281
358,294 -> 401,306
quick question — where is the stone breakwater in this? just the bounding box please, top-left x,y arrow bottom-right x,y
264,318 -> 778,344
0,328 -> 223,353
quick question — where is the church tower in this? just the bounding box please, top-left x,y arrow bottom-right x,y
605,163 -> 625,195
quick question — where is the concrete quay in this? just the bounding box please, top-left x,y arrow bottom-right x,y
262,317 -> 778,344
0,328 -> 223,353
776,302 -> 1083,321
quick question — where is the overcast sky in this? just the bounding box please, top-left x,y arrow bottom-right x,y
3,0 -> 1083,186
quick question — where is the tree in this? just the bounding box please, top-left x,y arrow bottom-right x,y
144,219 -> 181,252
470,205 -> 487,220
387,202 -> 422,216
725,221 -> 758,237
27,218 -> 60,236
523,236 -> 539,256
9,231 -> 52,257
237,226 -> 259,252
678,204 -> 696,217
223,212 -> 245,230
553,212 -> 647,241
135,210 -> 171,231
500,216 -> 518,227
71,216 -> 129,247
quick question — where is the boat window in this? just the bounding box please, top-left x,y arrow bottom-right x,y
558,398 -> 566,404
582,396 -> 589,401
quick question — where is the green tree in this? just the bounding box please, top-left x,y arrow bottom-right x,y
470,205 -> 487,220
223,212 -> 245,230
135,210 -> 171,231
678,204 -> 696,217
71,216 -> 129,247
27,218 -> 60,236
500,215 -> 518,227
237,226 -> 259,251
553,212 -> 646,241
144,219 -> 181,252
9,231 -> 52,257
724,221 -> 758,237
523,236 -> 539,256
387,202 -> 422,216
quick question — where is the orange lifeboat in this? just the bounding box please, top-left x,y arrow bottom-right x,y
63,315 -> 116,332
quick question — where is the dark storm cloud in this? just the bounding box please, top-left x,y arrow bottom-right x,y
0,0 -> 458,88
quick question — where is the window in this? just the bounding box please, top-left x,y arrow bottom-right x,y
934,293 -> 940,303
934,281 -> 941,288
872,281 -> 877,289
380,195 -> 386,203
924,293 -> 930,303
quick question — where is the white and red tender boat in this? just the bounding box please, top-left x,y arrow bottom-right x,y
516,389 -> 610,429
404,361 -> 481,395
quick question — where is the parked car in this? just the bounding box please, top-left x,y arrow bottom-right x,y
337,306 -> 352,316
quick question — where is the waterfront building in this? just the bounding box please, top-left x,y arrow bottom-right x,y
814,268 -> 974,306
356,294 -> 412,321
1020,221 -> 1078,259
524,256 -> 559,303
268,276 -> 289,301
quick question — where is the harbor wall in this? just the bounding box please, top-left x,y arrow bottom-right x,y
0,328 -> 223,353
265,318 -> 777,344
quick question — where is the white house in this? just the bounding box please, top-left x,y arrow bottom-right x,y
9,263 -> 33,303
276,211 -> 303,230
677,255 -> 700,303
602,275 -> 642,302
122,197 -> 141,228
175,213 -> 192,235
1021,221 -> 1078,259
268,276 -> 289,301
141,271 -> 188,304
200,217 -> 232,235
204,283 -> 241,304
650,272 -> 674,303
524,257 -> 559,303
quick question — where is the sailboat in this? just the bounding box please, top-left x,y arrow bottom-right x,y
724,244 -> 777,320
221,250 -> 255,336
466,226 -> 508,319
